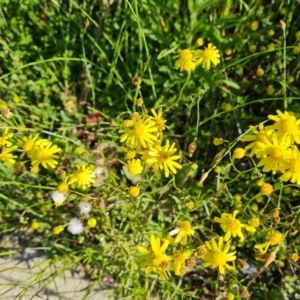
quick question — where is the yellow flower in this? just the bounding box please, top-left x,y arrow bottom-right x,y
30,140 -> 61,169
241,123 -> 270,158
127,185 -> 141,197
0,146 -> 18,164
194,43 -> 220,69
227,292 -> 235,300
175,49 -> 196,73
31,222 -> 40,230
58,171 -> 70,192
260,183 -> 273,196
272,208 -> 280,218
69,164 -> 96,189
266,110 -> 300,145
87,218 -> 97,227
255,231 -> 283,253
281,146 -> 300,185
18,134 -> 42,158
248,217 -> 260,228
203,236 -> 236,274
53,225 -> 64,235
173,250 -> 192,276
214,210 -> 256,242
125,149 -> 136,160
196,38 -> 204,46
0,127 -> 13,147
233,147 -> 245,159
120,113 -> 158,149
256,133 -> 291,174
151,108 -> 168,131
127,159 -> 143,175
172,221 -> 195,245
137,235 -> 172,280
143,140 -> 182,178
290,253 -> 299,262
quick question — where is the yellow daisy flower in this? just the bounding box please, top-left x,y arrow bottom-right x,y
214,210 -> 256,242
175,48 -> 196,73
173,250 -> 193,276
0,127 -> 13,147
194,43 -> 220,69
127,185 -> 141,197
151,108 -> 169,131
120,113 -> 158,149
266,110 -> 300,145
255,231 -> 283,253
240,123 -> 270,158
127,158 -> 143,175
69,164 -> 96,189
280,146 -> 300,185
170,221 -> 195,245
256,133 -> 291,174
30,140 -> 61,169
18,134 -> 40,158
0,146 -> 18,164
143,140 -> 182,178
137,235 -> 172,280
202,236 -> 236,274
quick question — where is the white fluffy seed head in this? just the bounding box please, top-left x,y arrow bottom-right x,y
67,218 -> 84,235
78,202 -> 92,216
51,191 -> 67,205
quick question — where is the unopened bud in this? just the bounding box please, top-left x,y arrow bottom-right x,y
280,20 -> 286,30
132,77 -> 142,86
136,98 -> 143,106
198,172 -> 208,186
188,137 -> 197,158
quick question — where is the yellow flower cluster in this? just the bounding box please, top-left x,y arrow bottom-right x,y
137,221 -> 195,279
0,128 -> 62,173
175,42 -> 220,73
242,110 -> 300,185
119,108 -> 182,178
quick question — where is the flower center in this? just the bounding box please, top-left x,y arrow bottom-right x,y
180,221 -> 191,232
180,49 -> 193,60
133,125 -> 144,137
152,254 -> 164,266
291,158 -> 300,173
159,260 -> 169,270
156,118 -> 165,129
271,147 -> 284,159
212,250 -> 227,265
76,170 -> 89,181
256,133 -> 267,143
174,253 -> 186,263
282,117 -> 297,133
37,150 -> 51,160
268,233 -> 282,245
203,48 -> 214,59
0,137 -> 5,145
228,219 -> 241,231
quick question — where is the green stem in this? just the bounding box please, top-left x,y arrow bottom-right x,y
283,25 -> 287,109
